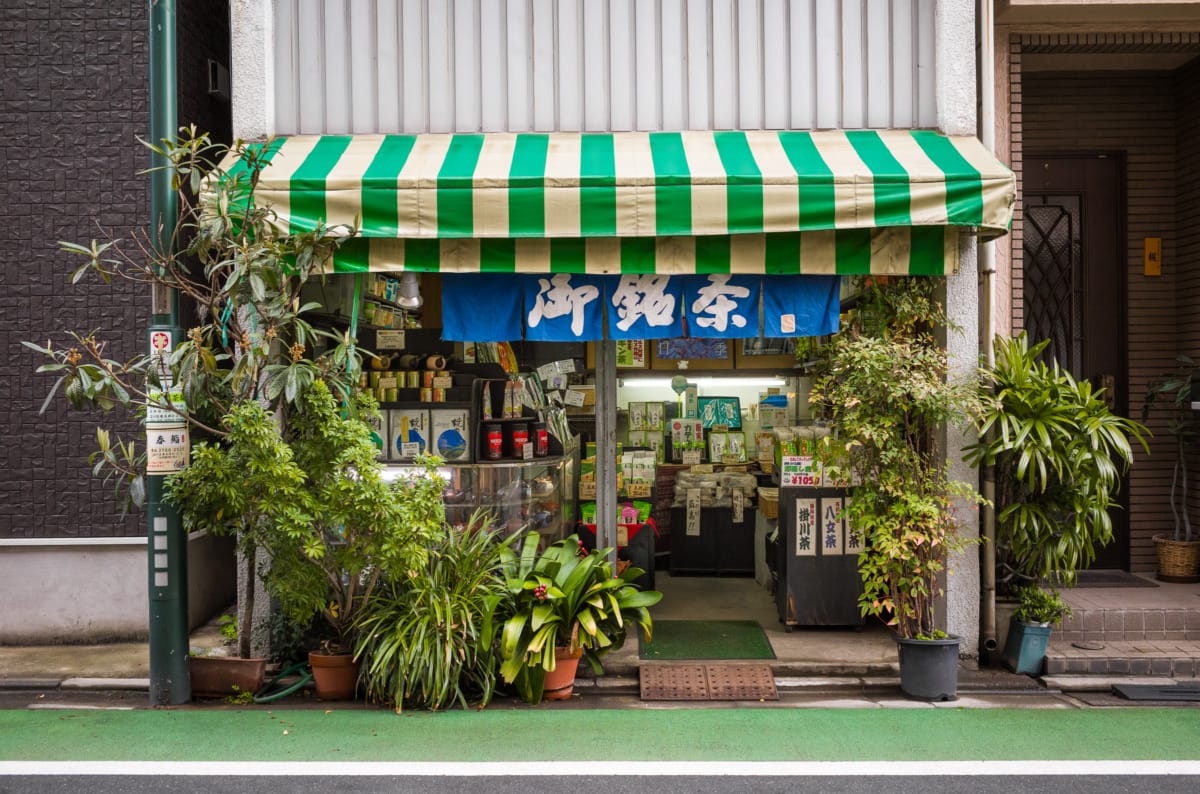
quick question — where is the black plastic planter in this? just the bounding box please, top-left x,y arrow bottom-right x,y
895,634 -> 961,701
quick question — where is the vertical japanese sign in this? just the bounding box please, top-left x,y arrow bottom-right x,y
795,498 -> 817,557
844,497 -> 863,555
822,497 -> 845,556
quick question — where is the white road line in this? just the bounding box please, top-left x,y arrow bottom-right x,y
1,761 -> 1199,776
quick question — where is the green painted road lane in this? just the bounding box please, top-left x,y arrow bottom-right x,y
1,709 -> 1197,763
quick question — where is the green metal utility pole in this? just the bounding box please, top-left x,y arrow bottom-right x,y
147,0 -> 189,705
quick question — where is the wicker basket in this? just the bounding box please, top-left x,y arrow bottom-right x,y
758,487 -> 779,519
1154,535 -> 1200,583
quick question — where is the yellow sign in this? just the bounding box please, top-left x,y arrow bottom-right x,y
1144,237 -> 1162,276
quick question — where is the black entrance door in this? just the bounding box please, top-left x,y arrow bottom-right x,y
1022,152 -> 1128,569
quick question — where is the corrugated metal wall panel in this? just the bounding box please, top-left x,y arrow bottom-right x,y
271,0 -> 938,135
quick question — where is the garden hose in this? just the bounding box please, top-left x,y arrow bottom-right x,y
252,661 -> 313,704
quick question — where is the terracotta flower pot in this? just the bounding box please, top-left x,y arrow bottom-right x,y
308,650 -> 359,701
188,655 -> 267,699
542,646 -> 583,701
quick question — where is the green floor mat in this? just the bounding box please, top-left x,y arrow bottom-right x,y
640,620 -> 776,660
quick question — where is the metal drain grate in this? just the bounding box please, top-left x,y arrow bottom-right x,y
640,664 -> 778,701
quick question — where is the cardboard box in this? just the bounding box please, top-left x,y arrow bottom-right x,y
430,408 -> 471,462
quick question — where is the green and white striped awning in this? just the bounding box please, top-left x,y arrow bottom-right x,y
205,130 -> 1014,276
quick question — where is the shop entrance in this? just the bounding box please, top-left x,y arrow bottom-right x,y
1023,152 -> 1129,570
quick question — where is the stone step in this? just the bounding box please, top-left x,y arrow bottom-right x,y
1055,607 -> 1200,643
1044,639 -> 1200,677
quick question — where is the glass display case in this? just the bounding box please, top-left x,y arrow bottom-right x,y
384,454 -> 577,546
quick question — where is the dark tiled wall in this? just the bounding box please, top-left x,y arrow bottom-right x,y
0,2 -> 229,539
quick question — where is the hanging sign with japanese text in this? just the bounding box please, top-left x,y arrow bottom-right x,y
440,273 -> 840,343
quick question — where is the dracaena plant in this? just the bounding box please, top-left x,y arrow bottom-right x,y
497,532 -> 662,704
964,334 -> 1148,589
1141,355 -> 1198,543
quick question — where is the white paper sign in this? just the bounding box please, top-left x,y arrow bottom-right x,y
844,497 -> 864,554
522,441 -> 534,460
795,498 -> 817,557
686,488 -> 701,536
146,426 -> 189,473
564,389 -> 586,407
400,441 -> 421,459
537,362 -> 558,380
681,449 -> 702,466
145,388 -> 187,428
821,498 -> 845,556
376,330 -> 406,349
732,489 -> 745,523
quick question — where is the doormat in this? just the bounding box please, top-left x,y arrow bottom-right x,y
640,663 -> 779,701
639,620 -> 775,660
1062,570 -> 1158,588
1112,683 -> 1200,701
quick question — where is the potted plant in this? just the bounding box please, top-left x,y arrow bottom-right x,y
167,380 -> 442,700
26,129 -> 366,695
354,510 -> 513,712
1142,355 -> 1200,582
967,334 -> 1148,590
965,333 -> 1147,673
1002,584 -> 1072,675
809,277 -> 985,701
498,532 -> 662,704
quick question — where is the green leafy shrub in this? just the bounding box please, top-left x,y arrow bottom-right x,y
1011,584 -> 1072,625
809,277 -> 985,640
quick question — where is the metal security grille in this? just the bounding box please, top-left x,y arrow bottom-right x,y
1023,198 -> 1083,376
639,663 -> 779,701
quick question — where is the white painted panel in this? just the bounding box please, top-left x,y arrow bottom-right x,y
840,0 -> 864,129
635,0 -> 659,131
531,0 -> 555,130
609,0 -> 634,131
427,0 -> 454,132
297,0 -> 327,134
917,0 -> 937,126
505,0 -> 531,131
376,1 -> 401,131
891,0 -> 915,129
274,0 -> 299,134
686,0 -> 709,130
455,0 -> 481,131
814,0 -> 840,129
350,0 -> 377,132
737,0 -> 763,130
322,0 -> 350,134
401,0 -> 426,131
268,0 -> 941,135
865,0 -> 890,128
659,0 -> 685,131
556,0 -> 582,131
711,0 -> 736,130
583,0 -> 608,130
763,0 -> 788,130
790,0 -> 816,129
481,0 -> 507,131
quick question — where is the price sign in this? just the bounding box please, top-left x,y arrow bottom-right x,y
432,376 -> 453,389
564,389 -> 586,407
522,441 -> 534,460
378,376 -> 398,389
376,330 -> 406,349
626,482 -> 652,498
400,442 -> 421,459
686,488 -> 701,536
732,489 -> 745,523
681,449 -> 702,466
721,454 -> 742,465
